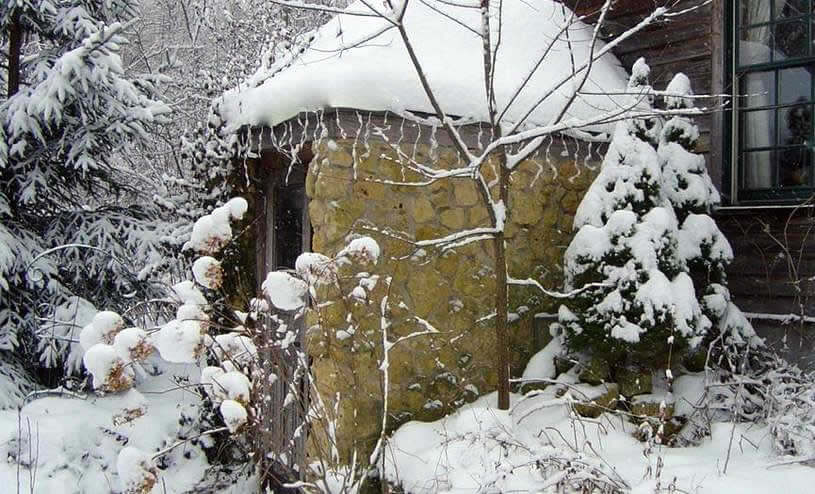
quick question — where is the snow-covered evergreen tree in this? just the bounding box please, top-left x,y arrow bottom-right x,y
658,73 -> 761,361
0,0 -> 176,374
557,60 -> 710,367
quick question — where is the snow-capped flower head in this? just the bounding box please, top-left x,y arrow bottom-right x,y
117,447 -> 158,494
176,303 -> 208,323
154,317 -> 205,364
338,236 -> 380,265
202,367 -> 251,404
184,197 -> 248,254
225,197 -> 248,219
213,332 -> 257,365
295,252 -> 336,284
220,399 -> 248,433
83,343 -> 134,392
262,271 -> 308,311
113,327 -> 154,362
171,280 -> 208,306
113,389 -> 149,426
192,256 -> 223,289
92,311 -> 124,345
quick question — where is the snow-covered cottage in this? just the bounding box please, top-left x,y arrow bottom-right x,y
216,0 -> 814,462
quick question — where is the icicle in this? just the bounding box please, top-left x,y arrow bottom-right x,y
545,134 -> 557,182
336,109 -> 347,140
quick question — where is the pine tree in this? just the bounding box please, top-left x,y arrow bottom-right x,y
0,1 -> 175,373
557,60 -> 710,368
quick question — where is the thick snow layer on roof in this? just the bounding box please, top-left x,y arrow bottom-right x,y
220,0 -> 630,134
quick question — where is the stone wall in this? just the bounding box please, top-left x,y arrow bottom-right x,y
301,137 -> 598,463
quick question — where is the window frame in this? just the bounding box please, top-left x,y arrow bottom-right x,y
259,151 -> 312,277
726,0 -> 815,204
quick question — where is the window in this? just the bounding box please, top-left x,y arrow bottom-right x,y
733,0 -> 814,202
264,161 -> 311,271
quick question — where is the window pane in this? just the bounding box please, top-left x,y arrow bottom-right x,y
273,166 -> 307,270
742,109 -> 776,148
779,103 -> 813,144
778,146 -> 812,186
742,150 -> 775,189
774,19 -> 809,60
778,66 -> 812,104
741,0 -> 772,26
812,18 -> 815,55
741,70 -> 776,107
775,0 -> 811,20
740,27 -> 773,65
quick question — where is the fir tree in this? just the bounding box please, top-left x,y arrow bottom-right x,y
0,0 -> 176,374
557,60 -> 710,368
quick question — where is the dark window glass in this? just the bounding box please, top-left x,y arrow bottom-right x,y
775,19 -> 808,59
775,0 -> 811,20
734,1 -> 814,201
273,166 -> 307,269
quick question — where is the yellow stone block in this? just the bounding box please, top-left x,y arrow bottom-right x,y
453,180 -> 480,206
439,208 -> 466,230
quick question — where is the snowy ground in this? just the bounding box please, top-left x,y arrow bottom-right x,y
1,358 -> 812,493
0,363 -> 208,494
384,373 -> 815,494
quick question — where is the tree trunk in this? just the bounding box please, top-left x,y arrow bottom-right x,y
8,9 -> 23,98
494,165 -> 510,410
493,134 -> 511,411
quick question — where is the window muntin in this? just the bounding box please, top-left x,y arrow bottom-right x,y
735,0 -> 814,201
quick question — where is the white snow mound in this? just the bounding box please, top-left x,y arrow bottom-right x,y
220,0 -> 630,133
262,271 -> 308,311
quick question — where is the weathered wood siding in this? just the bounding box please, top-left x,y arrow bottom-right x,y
566,0 -> 717,153
716,208 -> 815,366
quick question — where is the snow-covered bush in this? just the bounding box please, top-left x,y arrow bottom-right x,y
60,197 -> 257,487
557,61 -> 760,370
765,366 -> 815,458
557,62 -> 709,366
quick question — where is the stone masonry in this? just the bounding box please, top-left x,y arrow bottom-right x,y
301,137 -> 597,464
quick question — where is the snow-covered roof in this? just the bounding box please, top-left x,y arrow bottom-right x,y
219,0 -> 631,135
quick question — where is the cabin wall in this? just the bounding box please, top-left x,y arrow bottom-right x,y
716,208 -> 815,365
569,0 -> 815,357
